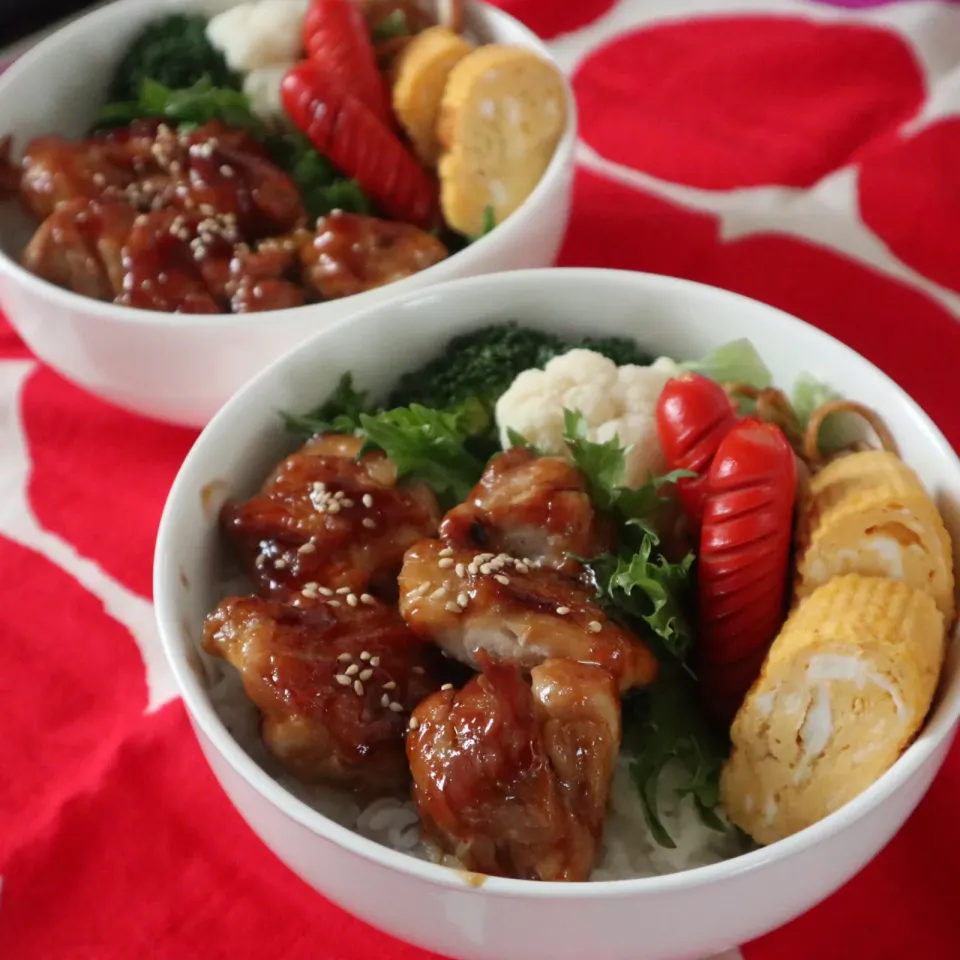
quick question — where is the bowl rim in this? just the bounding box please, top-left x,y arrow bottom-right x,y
0,0 -> 577,328
154,266 -> 960,899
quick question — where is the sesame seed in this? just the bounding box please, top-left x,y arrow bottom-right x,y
381,693 -> 391,707
328,600 -> 341,608
337,653 -> 352,662
220,164 -> 234,178
301,584 -> 318,599
360,652 -> 371,661
362,493 -> 373,508
494,575 -> 510,586
298,542 -> 316,554
318,587 -> 334,597
354,680 -> 364,696
255,555 -> 266,569
445,601 -> 464,614
346,594 -> 358,607
334,674 -> 351,686
388,701 -> 403,713
515,562 -> 530,574
438,558 -> 454,569
556,606 -> 571,616
274,558 -> 287,570
383,680 -> 396,690
336,586 -> 351,595
370,657 -> 380,667
587,621 -> 602,633
360,593 -> 375,605
412,667 -> 425,675
362,517 -> 376,529
431,587 -> 447,599
455,563 -> 466,578
467,563 -> 478,575
441,683 -> 453,691
439,547 -> 454,558
457,592 -> 469,608
408,717 -> 420,731
479,564 -> 492,575
359,669 -> 373,681
341,498 -> 355,508
345,664 -> 359,677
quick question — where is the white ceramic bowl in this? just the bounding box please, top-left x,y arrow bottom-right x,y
154,268 -> 960,960
0,0 -> 575,428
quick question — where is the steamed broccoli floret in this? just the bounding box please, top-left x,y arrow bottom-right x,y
387,323 -> 654,413
387,323 -> 566,412
578,336 -> 653,367
108,14 -> 240,103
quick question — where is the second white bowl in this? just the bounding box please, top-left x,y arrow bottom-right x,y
154,267 -> 960,960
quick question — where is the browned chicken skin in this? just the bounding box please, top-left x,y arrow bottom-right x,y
203,594 -> 444,792
440,448 -> 613,575
6,122 -> 448,312
407,656 -> 621,881
21,198 -> 138,301
301,211 -> 448,299
398,538 -> 657,691
19,121 -> 306,237
222,434 -> 441,600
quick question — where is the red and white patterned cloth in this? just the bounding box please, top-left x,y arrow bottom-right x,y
2,1 -> 960,957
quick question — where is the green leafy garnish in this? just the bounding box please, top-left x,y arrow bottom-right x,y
473,205 -> 497,241
358,401 -> 489,506
562,410 -> 693,533
584,545 -> 694,660
107,13 -> 240,103
561,411 -> 695,657
97,77 -> 266,134
282,377 -> 488,507
791,372 -> 861,454
505,428 -> 542,454
280,373 -> 372,437
623,663 -> 728,848
371,9 -> 411,41
681,338 -> 772,392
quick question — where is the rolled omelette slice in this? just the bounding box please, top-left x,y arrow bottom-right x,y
392,26 -> 473,167
721,574 -> 945,845
436,44 -> 567,237
796,450 -> 955,622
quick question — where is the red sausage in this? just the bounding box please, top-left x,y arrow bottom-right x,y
281,63 -> 438,229
656,373 -> 738,528
303,0 -> 392,124
697,419 -> 796,717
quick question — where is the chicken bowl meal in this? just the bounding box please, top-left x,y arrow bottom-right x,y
0,0 -> 573,426
154,269 -> 960,960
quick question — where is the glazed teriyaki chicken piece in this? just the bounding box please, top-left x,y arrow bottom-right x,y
440,447 -> 613,575
398,538 -> 657,691
14,121 -> 306,234
222,434 -> 441,600
203,594 -> 443,792
407,656 -> 622,881
2,123 -> 448,312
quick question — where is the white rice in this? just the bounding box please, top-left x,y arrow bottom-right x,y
204,648 -> 747,879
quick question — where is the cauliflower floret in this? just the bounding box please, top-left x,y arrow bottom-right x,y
650,356 -> 685,379
496,349 -> 677,488
207,0 -> 309,73
243,63 -> 298,123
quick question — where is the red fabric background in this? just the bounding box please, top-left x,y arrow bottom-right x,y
1,1 -> 958,957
